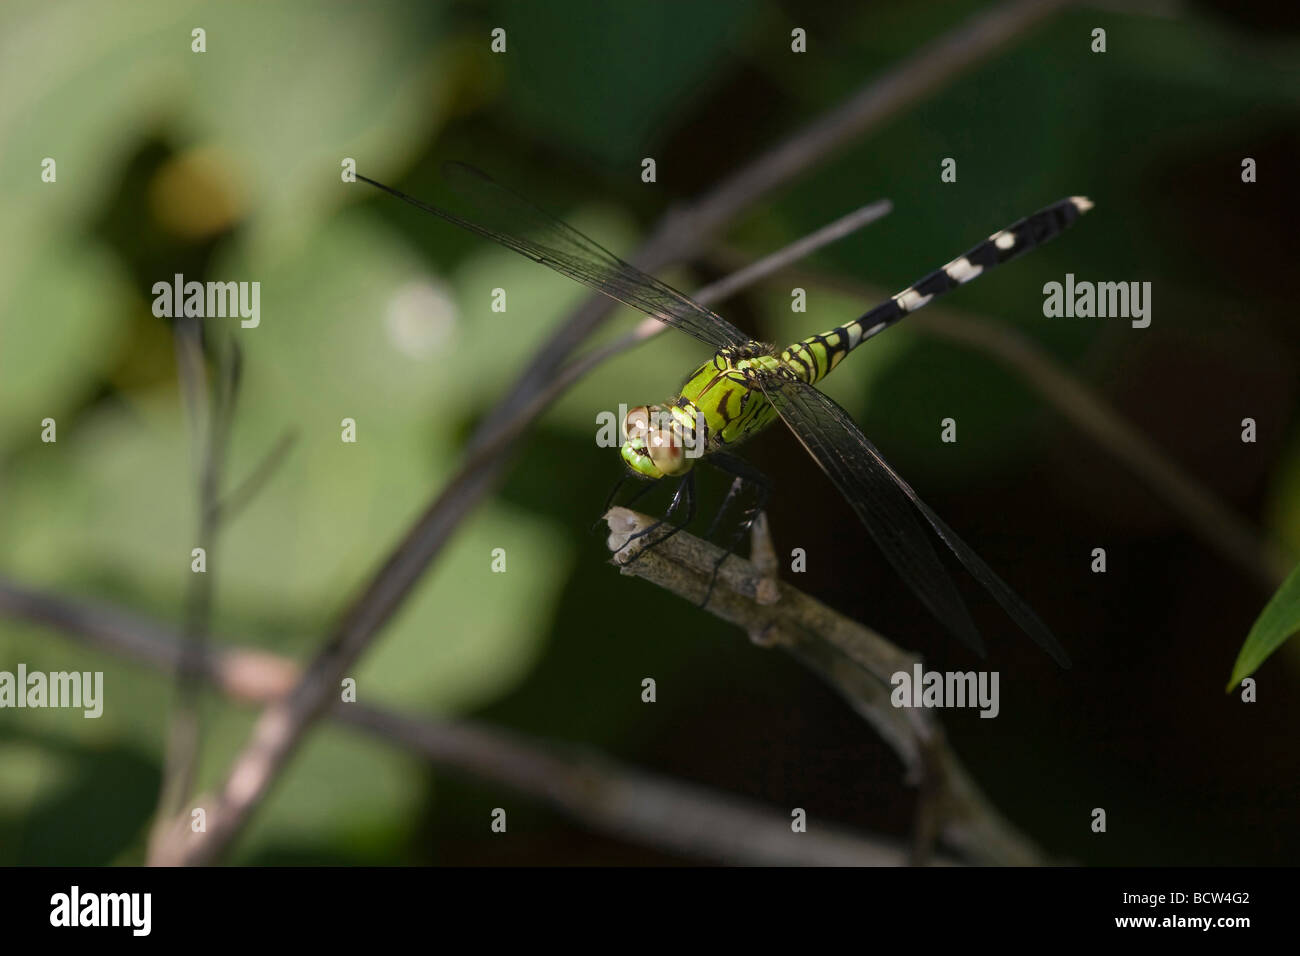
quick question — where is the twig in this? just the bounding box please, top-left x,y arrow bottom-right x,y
159,0 -> 1075,865
605,508 -> 1050,866
0,574 -> 950,866
148,323 -> 231,855
150,332 -> 298,862
692,199 -> 892,307
747,511 -> 781,608
210,427 -> 300,527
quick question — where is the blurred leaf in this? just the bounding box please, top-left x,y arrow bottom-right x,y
0,237 -> 133,452
492,0 -> 752,165
0,196 -> 575,863
1227,561 -> 1300,690
0,0 -> 449,257
4,390 -> 568,719
0,733 -> 157,865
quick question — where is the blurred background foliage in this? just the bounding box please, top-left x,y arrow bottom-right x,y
1,0 -> 1298,864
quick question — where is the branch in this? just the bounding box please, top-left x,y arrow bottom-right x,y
159,0 -> 1075,865
604,508 -> 1051,866
0,574 -> 948,866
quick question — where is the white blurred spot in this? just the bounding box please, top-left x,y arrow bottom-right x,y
384,278 -> 458,358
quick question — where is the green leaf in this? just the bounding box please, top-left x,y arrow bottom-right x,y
0,237 -> 133,452
1227,561 -> 1300,691
0,201 -> 576,861
492,0 -> 751,166
0,0 -> 449,249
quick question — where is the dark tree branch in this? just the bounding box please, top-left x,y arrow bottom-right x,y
0,574 -> 949,867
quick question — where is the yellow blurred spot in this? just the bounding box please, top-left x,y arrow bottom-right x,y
149,148 -> 247,238
445,37 -> 506,118
108,308 -> 182,392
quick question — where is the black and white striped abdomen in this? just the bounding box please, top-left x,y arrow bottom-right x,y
789,195 -> 1092,378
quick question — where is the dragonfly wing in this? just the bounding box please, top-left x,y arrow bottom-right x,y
756,373 -> 1070,667
753,373 -> 985,658
357,164 -> 751,351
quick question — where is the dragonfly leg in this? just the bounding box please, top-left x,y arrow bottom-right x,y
699,453 -> 774,608
616,471 -> 697,565
703,476 -> 747,542
697,476 -> 748,609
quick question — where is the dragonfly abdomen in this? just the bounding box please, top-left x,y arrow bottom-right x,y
778,330 -> 857,385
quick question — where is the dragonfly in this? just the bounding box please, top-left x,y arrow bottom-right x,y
357,165 -> 1090,667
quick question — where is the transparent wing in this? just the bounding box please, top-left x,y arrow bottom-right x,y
756,372 -> 1070,667
357,164 -> 751,351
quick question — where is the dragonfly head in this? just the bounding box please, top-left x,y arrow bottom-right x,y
621,404 -> 695,480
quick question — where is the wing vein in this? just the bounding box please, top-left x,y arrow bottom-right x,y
358,165 -> 751,350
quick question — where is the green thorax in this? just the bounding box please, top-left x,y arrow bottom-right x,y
675,320 -> 869,454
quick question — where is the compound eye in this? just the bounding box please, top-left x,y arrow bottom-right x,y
623,405 -> 651,443
645,422 -> 685,475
